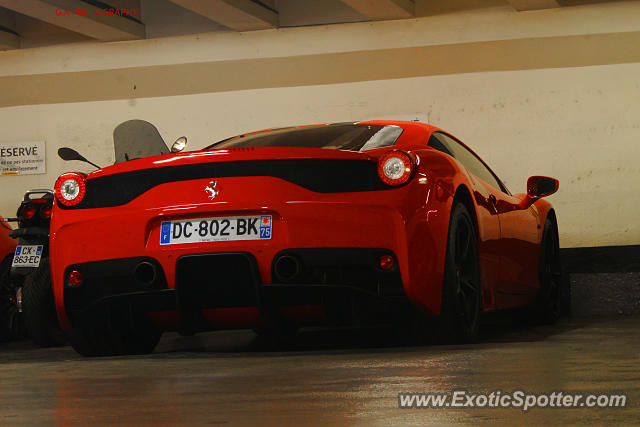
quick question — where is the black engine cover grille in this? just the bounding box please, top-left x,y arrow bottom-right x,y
60,159 -> 392,210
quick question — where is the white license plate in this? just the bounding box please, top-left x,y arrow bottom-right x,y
12,245 -> 43,268
160,215 -> 272,245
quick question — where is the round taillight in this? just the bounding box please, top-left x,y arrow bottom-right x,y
22,206 -> 36,219
378,151 -> 414,186
40,205 -> 52,219
54,173 -> 86,206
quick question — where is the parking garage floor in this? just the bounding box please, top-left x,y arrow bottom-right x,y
0,316 -> 638,425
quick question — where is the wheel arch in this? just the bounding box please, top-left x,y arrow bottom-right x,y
452,184 -> 480,239
536,202 -> 559,244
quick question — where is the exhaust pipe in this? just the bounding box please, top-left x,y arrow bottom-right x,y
273,254 -> 302,282
134,261 -> 158,285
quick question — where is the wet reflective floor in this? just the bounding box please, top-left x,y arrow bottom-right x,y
0,316 -> 638,425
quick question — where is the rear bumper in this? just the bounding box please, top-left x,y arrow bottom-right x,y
62,250 -> 405,332
51,175 -> 449,329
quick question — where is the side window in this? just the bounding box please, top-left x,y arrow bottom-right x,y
427,134 -> 454,157
433,132 -> 505,192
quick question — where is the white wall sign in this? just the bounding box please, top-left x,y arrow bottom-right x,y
0,141 -> 46,176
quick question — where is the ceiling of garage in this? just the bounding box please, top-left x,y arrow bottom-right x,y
0,0 -> 632,50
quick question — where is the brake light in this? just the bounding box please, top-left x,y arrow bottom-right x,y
22,206 -> 36,219
378,151 -> 414,186
40,205 -> 52,219
54,173 -> 87,206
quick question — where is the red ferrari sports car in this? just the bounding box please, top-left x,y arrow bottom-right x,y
50,120 -> 561,356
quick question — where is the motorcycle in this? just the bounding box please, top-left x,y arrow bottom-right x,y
7,189 -> 65,346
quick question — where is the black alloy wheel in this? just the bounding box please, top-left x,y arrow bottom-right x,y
438,202 -> 482,343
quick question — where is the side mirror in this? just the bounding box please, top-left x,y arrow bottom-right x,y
57,147 -> 101,169
58,147 -> 83,161
527,175 -> 559,198
171,136 -> 187,153
518,176 -> 559,209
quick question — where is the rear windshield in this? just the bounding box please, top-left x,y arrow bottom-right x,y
205,123 -> 403,152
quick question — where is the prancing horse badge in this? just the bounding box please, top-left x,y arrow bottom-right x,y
205,180 -> 219,200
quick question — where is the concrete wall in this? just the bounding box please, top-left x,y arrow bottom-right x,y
0,2 -> 639,248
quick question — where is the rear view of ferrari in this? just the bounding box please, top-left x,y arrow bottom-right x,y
50,121 -> 561,356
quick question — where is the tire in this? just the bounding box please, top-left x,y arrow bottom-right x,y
68,310 -> 161,357
21,257 -> 66,347
0,256 -> 24,342
534,219 -> 563,324
435,202 -> 482,343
